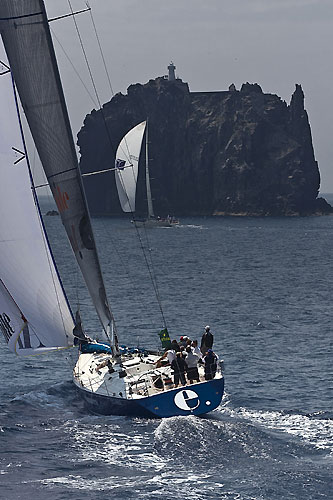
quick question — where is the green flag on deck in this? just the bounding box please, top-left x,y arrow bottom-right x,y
158,328 -> 171,350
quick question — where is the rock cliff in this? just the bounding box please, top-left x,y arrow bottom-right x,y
78,77 -> 332,216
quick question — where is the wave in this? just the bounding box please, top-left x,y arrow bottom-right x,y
215,403 -> 333,455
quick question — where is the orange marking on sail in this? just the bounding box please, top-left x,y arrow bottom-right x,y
53,185 -> 69,213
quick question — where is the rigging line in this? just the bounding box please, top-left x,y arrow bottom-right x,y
67,0 -> 116,157
134,222 -> 168,328
11,76 -> 73,339
93,217 -> 157,324
114,130 -> 167,327
90,169 -> 164,325
108,158 -> 167,326
67,3 -> 165,325
87,5 -> 133,162
50,28 -> 97,108
141,223 -> 168,329
87,5 -> 114,97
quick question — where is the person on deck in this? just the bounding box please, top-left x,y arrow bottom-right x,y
203,349 -> 218,380
179,345 -> 187,359
155,348 -> 175,368
179,336 -> 188,348
191,339 -> 202,359
170,339 -> 180,352
171,352 -> 187,387
185,346 -> 200,383
200,325 -> 214,354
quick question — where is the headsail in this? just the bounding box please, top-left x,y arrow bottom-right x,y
0,77 -> 74,355
0,1 -> 113,337
0,280 -> 71,356
115,121 -> 146,213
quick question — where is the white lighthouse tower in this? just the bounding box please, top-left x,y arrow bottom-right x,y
168,61 -> 176,81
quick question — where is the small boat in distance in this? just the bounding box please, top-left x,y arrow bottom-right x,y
115,120 -> 179,227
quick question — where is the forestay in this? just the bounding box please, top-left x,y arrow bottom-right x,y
115,121 -> 146,213
0,0 -> 113,336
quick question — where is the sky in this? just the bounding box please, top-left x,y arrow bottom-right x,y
1,0 -> 333,190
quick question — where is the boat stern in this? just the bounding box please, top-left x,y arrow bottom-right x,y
136,377 -> 224,418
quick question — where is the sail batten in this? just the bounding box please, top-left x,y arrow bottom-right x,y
0,0 -> 113,339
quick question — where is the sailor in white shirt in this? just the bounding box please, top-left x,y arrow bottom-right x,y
191,340 -> 202,359
166,349 -> 176,364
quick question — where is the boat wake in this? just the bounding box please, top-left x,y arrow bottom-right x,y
215,403 -> 333,455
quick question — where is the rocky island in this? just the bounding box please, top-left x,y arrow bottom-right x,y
78,68 -> 332,216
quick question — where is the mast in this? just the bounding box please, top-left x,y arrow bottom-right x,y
145,120 -> 154,219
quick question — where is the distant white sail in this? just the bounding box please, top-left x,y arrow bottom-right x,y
115,121 -> 146,212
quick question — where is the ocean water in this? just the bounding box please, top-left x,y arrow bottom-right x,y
1,207 -> 333,499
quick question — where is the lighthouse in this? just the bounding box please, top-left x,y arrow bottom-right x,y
168,61 -> 176,81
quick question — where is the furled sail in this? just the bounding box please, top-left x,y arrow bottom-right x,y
115,121 -> 146,212
0,1 -> 113,336
0,78 -> 74,355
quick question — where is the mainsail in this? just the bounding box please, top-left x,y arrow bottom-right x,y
0,0 -> 113,337
115,121 -> 146,213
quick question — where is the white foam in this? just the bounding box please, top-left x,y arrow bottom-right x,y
221,406 -> 333,453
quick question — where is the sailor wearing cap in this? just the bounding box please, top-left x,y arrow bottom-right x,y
179,335 -> 188,347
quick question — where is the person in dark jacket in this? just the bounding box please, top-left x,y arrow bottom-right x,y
200,325 -> 214,354
170,339 -> 180,352
203,349 -> 218,380
171,352 -> 187,386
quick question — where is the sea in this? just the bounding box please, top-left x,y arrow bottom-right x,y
1,197 -> 333,500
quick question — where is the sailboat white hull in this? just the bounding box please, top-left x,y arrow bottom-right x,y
73,349 -> 224,418
131,218 -> 179,228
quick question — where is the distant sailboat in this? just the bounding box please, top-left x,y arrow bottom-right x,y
0,0 -> 223,418
115,120 -> 179,227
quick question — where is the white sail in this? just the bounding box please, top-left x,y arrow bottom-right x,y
0,280 -> 71,356
0,82 -> 74,355
115,121 -> 146,212
0,1 -> 114,341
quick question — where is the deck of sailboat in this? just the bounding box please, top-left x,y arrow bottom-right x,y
73,351 -> 222,400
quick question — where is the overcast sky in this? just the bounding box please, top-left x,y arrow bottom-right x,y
1,0 -> 332,191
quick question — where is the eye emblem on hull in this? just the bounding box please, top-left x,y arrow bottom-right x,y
174,390 -> 200,411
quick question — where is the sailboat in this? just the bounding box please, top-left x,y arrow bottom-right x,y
0,0 -> 224,418
115,120 -> 179,227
